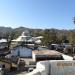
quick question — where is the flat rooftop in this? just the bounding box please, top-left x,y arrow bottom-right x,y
32,50 -> 61,56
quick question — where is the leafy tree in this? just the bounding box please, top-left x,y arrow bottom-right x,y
68,31 -> 75,44
57,34 -> 68,44
42,29 -> 57,46
5,31 -> 15,50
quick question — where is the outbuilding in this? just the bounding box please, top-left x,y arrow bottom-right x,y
32,50 -> 63,62
11,46 -> 32,58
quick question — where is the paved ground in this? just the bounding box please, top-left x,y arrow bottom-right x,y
20,58 -> 34,65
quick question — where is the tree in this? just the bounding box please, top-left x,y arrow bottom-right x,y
5,31 -> 15,50
68,31 -> 75,44
73,17 -> 75,24
42,29 -> 57,46
57,34 -> 68,44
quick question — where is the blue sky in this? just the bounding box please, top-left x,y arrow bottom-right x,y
0,0 -> 75,29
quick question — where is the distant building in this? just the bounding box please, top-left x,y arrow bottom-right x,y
29,36 -> 43,44
0,39 -> 7,49
12,31 -> 31,42
0,38 -> 9,57
11,31 -> 43,47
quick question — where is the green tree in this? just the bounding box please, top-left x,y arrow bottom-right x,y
42,29 -> 57,46
57,34 -> 68,44
5,31 -> 15,50
68,31 -> 75,44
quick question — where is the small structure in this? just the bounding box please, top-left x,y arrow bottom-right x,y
0,47 -> 10,58
11,46 -> 32,58
0,39 -> 7,49
0,38 -> 9,57
32,50 -> 63,62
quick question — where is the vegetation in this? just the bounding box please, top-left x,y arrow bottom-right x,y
68,31 -> 75,44
0,27 -> 75,46
5,31 -> 15,50
41,29 -> 57,45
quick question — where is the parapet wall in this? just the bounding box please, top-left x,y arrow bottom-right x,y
26,60 -> 75,75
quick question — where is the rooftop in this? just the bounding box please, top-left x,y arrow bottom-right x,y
0,39 -> 7,43
32,50 -> 61,56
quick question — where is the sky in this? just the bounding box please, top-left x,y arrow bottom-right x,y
0,0 -> 75,29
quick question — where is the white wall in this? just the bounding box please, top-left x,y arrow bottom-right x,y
50,60 -> 75,75
32,53 -> 36,61
62,53 -> 73,60
36,60 -> 75,75
27,60 -> 75,75
36,61 -> 50,75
